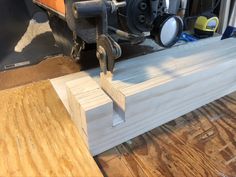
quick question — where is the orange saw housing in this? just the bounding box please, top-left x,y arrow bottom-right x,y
34,0 -> 66,16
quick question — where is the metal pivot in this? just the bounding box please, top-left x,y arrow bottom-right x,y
73,0 -> 125,73
96,35 -> 121,73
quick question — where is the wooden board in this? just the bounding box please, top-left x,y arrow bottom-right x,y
101,38 -> 236,112
66,38 -> 236,156
50,37 -> 221,115
51,72 -> 91,113
0,81 -> 102,177
66,76 -> 113,150
96,92 -> 236,177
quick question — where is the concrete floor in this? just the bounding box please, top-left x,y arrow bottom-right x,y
0,11 -> 60,71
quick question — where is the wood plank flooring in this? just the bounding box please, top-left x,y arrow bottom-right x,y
0,81 -> 102,177
96,92 -> 236,177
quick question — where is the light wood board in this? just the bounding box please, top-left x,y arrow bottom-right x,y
50,36 -> 221,115
66,38 -> 236,155
101,38 -> 236,112
66,76 -> 114,150
0,81 -> 102,177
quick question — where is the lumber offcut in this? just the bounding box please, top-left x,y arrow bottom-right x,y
0,81 -> 102,177
67,38 -> 236,155
66,76 -> 113,150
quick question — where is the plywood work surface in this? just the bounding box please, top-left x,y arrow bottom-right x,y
96,92 -> 236,177
0,81 -> 102,177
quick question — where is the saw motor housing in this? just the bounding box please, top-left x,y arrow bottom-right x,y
70,0 -> 169,42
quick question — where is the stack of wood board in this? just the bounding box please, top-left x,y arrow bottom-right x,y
66,38 -> 236,155
50,36 -> 221,115
66,76 -> 113,150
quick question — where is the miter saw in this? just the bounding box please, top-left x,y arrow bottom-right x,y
34,0 -> 183,73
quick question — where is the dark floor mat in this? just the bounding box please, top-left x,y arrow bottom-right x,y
0,0 -> 61,71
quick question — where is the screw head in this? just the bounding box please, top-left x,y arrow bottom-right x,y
139,2 -> 147,11
138,15 -> 146,23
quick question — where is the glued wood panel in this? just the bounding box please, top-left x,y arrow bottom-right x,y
101,38 -> 236,112
67,38 -> 236,156
50,37 -> 221,115
97,38 -> 236,154
0,81 -> 102,177
96,92 -> 236,177
66,76 -> 114,154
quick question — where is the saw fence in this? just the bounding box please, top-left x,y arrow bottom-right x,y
52,37 -> 236,155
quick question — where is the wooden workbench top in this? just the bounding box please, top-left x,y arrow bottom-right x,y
0,81 -> 102,177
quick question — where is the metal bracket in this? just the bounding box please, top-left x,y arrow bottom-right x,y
71,32 -> 85,61
97,35 -> 121,73
73,0 -> 125,73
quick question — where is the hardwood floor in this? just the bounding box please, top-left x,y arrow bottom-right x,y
96,92 -> 236,177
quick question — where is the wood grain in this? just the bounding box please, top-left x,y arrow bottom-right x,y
96,92 -> 236,177
0,81 -> 102,177
101,38 -> 236,112
66,76 -> 113,153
